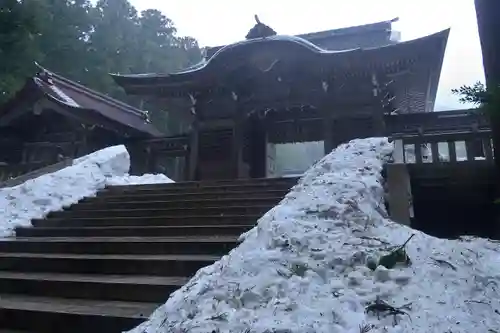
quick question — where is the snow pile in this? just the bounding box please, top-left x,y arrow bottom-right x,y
106,173 -> 173,186
0,145 -> 173,237
131,137 -> 500,333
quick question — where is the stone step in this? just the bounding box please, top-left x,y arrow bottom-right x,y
0,294 -> 154,332
47,205 -> 271,219
99,182 -> 295,196
16,225 -> 252,238
0,272 -> 186,303
69,197 -> 283,211
106,176 -> 298,191
31,214 -> 260,228
0,236 -> 238,255
0,178 -> 292,332
0,253 -> 218,276
81,189 -> 289,203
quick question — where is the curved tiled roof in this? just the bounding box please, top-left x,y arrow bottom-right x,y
111,29 -> 449,91
206,18 -> 399,58
0,66 -> 162,138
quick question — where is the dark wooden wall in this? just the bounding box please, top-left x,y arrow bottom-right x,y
0,109 -> 126,181
409,163 -> 498,239
475,0 -> 500,87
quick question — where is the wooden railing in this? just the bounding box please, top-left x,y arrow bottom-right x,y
386,129 -> 494,227
385,109 -> 490,136
0,162 -> 52,183
0,159 -> 73,188
391,130 -> 494,164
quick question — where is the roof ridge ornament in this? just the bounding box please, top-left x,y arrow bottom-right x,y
245,15 -> 277,40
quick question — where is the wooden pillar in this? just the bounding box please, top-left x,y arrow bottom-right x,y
187,119 -> 199,180
251,115 -> 267,178
232,109 -> 245,179
77,126 -> 88,157
147,144 -> 157,172
229,91 -> 246,179
126,141 -> 149,175
386,162 -> 412,226
321,80 -> 334,155
371,72 -> 387,137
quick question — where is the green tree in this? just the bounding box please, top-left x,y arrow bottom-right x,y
131,9 -> 202,133
0,0 -> 42,103
35,0 -> 94,82
0,0 -> 202,134
453,81 -> 500,165
86,0 -> 141,98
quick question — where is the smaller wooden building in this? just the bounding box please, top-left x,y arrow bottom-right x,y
0,65 -> 163,180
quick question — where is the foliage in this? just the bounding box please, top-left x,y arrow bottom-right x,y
0,0 -> 43,100
452,81 -> 500,118
453,81 -> 500,172
0,0 -> 203,133
367,234 -> 414,270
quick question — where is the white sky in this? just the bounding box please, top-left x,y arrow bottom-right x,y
131,0 -> 484,110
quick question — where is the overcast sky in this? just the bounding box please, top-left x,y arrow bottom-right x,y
131,0 -> 484,110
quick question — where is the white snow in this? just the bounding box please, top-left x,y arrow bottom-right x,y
130,137 -> 500,333
0,145 -> 173,237
106,174 -> 173,186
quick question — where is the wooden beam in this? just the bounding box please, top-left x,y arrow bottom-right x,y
371,72 -> 387,136
321,80 -> 334,154
187,119 -> 199,180
386,163 -> 412,226
232,104 -> 245,178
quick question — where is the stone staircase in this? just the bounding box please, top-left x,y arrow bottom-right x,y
0,177 -> 297,333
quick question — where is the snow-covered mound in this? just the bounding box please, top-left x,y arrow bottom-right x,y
130,137 -> 500,333
0,145 -> 173,237
106,173 -> 173,186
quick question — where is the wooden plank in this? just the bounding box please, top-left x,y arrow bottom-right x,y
385,109 -> 490,135
447,141 -> 457,163
414,143 -> 423,164
465,140 -> 476,161
0,159 -> 73,189
394,130 -> 491,144
187,120 -> 199,181
386,164 -> 412,226
323,115 -> 334,154
232,111 -> 245,178
392,139 -> 405,163
430,142 -> 440,163
483,138 -> 493,161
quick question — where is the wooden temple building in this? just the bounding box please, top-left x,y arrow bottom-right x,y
111,18 -> 451,180
0,17 -> 495,237
0,65 -> 163,181
0,18 -> 491,184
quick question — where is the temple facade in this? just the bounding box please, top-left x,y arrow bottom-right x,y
111,18 -> 449,180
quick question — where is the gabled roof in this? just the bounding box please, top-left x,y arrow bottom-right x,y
0,65 -> 162,138
206,18 -> 399,58
111,29 -> 449,111
299,17 -> 398,40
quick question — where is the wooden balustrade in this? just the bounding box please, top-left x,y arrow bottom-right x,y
391,130 -> 493,164
0,161 -> 63,186
387,129 -> 494,226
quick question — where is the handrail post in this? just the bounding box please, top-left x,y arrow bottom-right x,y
386,157 -> 412,226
